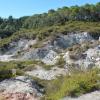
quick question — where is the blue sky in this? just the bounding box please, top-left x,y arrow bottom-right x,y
0,0 -> 99,18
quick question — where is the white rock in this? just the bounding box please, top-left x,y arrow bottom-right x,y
42,50 -> 58,65
26,67 -> 68,80
0,55 -> 16,62
0,76 -> 43,96
62,91 -> 100,100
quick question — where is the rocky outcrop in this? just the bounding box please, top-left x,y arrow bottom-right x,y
84,45 -> 100,67
0,32 -> 99,69
21,32 -> 94,62
76,45 -> 100,68
64,45 -> 100,70
42,50 -> 59,65
22,48 -> 50,60
0,55 -> 16,62
62,91 -> 100,100
0,32 -> 94,61
0,32 -> 99,100
26,66 -> 68,80
2,39 -> 37,55
0,93 -> 39,100
51,32 -> 93,49
0,76 -> 44,100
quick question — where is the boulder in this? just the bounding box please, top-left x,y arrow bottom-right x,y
0,76 -> 44,98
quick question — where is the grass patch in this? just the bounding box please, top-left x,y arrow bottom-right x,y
0,60 -> 37,80
41,69 -> 100,100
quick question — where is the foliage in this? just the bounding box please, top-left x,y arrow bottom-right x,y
0,2 -> 100,40
0,16 -> 29,38
0,60 -> 35,80
23,2 -> 100,29
42,69 -> 100,100
56,55 -> 66,68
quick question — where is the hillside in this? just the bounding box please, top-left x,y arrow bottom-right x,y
0,2 -> 100,39
0,2 -> 100,100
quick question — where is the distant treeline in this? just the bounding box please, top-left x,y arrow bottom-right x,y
23,2 -> 100,29
0,2 -> 100,38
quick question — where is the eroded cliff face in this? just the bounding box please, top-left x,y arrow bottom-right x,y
0,32 -> 99,67
0,32 -> 99,100
0,32 -> 99,78
0,32 -> 94,56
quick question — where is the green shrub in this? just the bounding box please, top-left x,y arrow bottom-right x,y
56,56 -> 66,68
43,69 -> 100,100
0,70 -> 13,81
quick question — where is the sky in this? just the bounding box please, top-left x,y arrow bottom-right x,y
0,0 -> 100,18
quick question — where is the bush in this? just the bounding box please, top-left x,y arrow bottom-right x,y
56,56 -> 66,68
0,70 -> 13,81
43,69 -> 100,100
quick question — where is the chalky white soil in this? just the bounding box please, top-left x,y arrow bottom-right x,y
62,91 -> 100,100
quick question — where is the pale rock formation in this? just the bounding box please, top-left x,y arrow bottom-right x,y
0,76 -> 44,100
26,66 -> 68,80
62,91 -> 100,100
42,50 -> 59,65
